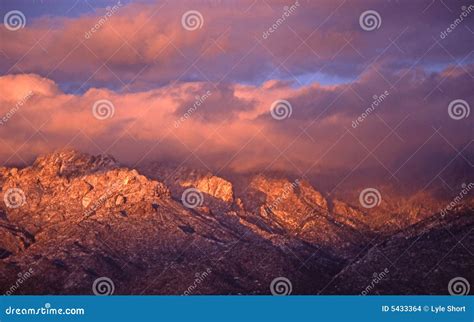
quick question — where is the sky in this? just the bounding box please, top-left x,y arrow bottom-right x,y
0,0 -> 472,193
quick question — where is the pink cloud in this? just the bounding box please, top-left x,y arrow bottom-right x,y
0,64 -> 471,187
2,0 -> 471,90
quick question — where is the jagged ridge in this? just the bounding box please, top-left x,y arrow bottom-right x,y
0,150 -> 472,295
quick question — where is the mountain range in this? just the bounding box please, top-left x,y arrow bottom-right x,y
0,150 -> 472,295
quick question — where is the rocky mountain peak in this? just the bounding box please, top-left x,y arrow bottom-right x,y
247,175 -> 328,210
1,150 -> 170,235
33,149 -> 118,178
1,150 -> 472,296
139,163 -> 234,205
181,175 -> 234,203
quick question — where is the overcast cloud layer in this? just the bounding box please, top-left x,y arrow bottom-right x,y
0,0 -> 472,193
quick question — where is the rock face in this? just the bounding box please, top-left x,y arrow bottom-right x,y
33,149 -> 119,178
0,150 -> 472,295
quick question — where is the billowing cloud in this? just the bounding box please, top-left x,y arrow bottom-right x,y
1,0 -> 473,90
0,66 -> 471,189
0,0 -> 472,195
